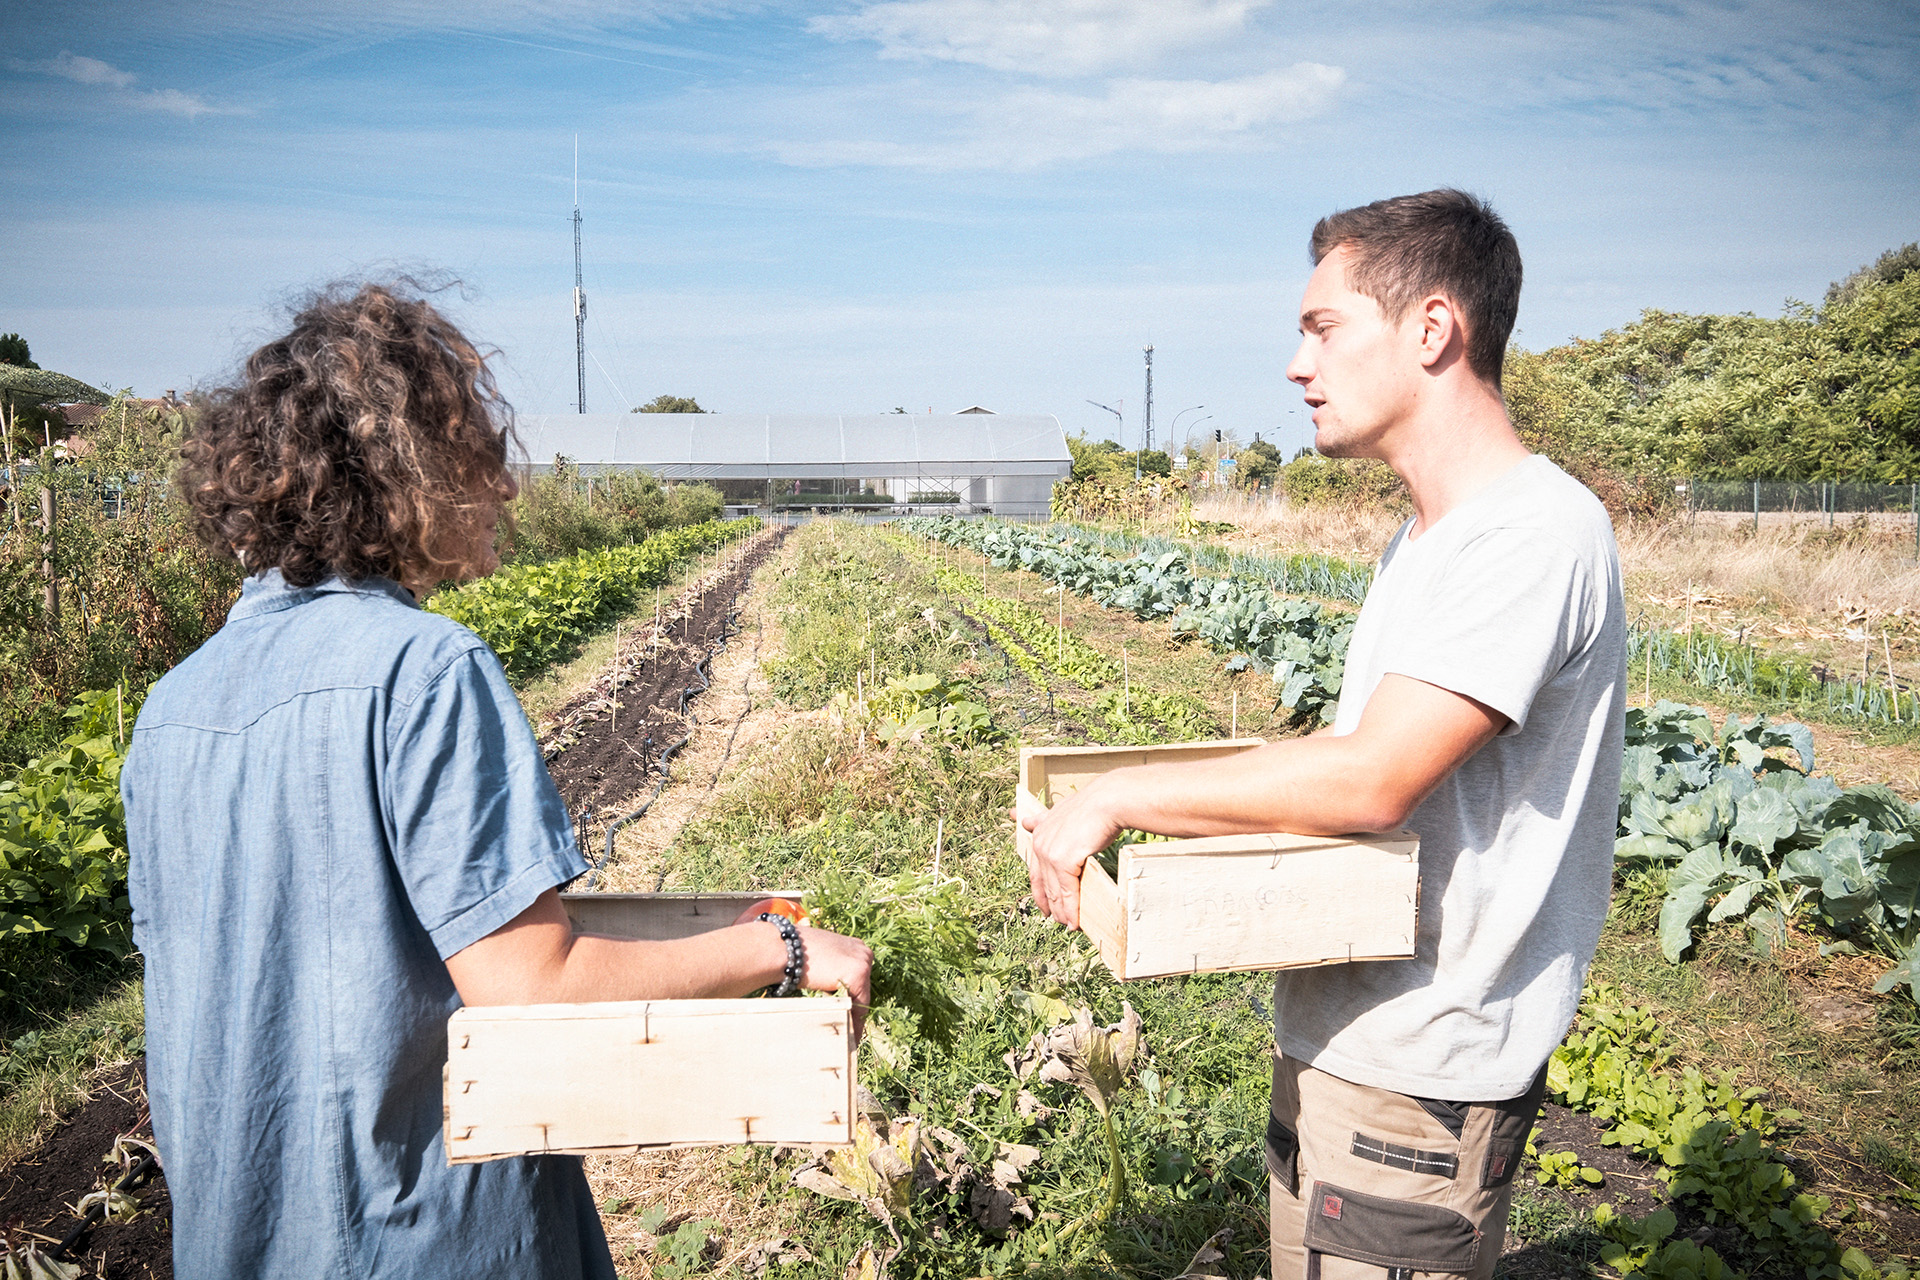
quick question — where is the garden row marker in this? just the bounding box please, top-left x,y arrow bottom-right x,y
1884,631 -> 1899,717
611,622 -> 621,736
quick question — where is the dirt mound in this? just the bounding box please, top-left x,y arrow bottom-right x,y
543,526 -> 788,824
0,1061 -> 169,1278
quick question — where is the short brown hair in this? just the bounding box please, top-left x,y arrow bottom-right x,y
181,282 -> 514,589
1309,189 -> 1521,386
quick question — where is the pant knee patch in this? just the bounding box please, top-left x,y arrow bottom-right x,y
1266,1113 -> 1301,1195
1301,1181 -> 1482,1274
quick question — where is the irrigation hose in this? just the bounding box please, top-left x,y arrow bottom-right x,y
49,1151 -> 158,1263
587,536 -> 769,887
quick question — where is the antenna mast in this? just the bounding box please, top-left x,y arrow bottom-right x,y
573,137 -> 587,414
1142,345 -> 1154,454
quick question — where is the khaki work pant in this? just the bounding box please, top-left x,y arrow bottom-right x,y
1267,1053 -> 1548,1280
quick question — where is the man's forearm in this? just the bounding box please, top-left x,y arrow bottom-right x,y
1093,733 -> 1420,839
537,925 -> 794,1004
457,919 -> 792,1007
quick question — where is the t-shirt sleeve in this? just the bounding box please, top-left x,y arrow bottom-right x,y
383,646 -> 587,959
1375,527 -> 1591,735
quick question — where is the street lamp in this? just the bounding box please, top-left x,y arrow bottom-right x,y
1168,406 -> 1204,471
1085,399 -> 1127,479
1180,414 -> 1215,466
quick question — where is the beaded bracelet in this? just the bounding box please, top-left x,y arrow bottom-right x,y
758,913 -> 805,997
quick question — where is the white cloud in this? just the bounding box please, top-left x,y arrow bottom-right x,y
769,63 -> 1344,170
809,0 -> 1270,76
44,52 -> 138,88
137,87 -> 234,118
11,50 -> 242,118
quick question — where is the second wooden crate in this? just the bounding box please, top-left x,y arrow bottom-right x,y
443,892 -> 853,1164
1017,741 -> 1420,981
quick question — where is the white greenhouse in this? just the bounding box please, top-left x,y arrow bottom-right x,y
512,412 -> 1071,519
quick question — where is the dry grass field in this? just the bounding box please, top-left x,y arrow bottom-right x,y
1192,491 -> 1920,676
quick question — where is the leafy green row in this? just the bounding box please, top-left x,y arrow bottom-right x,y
428,518 -> 759,679
910,551 -> 1120,688
899,516 -> 1351,725
1055,521 -> 1375,605
1629,625 -> 1920,729
0,689 -> 140,987
979,618 -> 1052,693
1547,984 -> 1909,1280
1616,702 -> 1919,1004
828,671 -> 999,750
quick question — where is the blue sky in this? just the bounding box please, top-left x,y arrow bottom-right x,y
3,0 -> 1916,459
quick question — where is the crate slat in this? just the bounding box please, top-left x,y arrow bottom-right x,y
561,891 -> 802,941
445,997 -> 853,1162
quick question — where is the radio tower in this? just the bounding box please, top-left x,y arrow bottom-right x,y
1142,345 -> 1154,453
572,137 -> 587,414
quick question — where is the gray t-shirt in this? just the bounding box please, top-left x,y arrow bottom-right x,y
1273,454 -> 1626,1101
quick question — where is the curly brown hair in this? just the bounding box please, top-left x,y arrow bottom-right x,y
180,282 -> 516,591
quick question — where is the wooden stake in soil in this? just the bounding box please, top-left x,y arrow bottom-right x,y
1057,587 -> 1064,662
1885,630 -> 1899,717
932,815 -> 944,884
1231,692 -> 1238,739
116,683 -> 124,747
1122,643 -> 1130,716
610,622 -> 620,736
1645,638 -> 1654,707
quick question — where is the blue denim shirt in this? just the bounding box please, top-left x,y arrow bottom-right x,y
125,571 -> 612,1279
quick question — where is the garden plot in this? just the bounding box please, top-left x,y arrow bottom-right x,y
540,526 -> 787,822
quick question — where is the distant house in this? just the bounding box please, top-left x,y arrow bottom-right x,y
60,391 -> 182,429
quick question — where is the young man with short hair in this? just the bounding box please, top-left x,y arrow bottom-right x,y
1022,189 -> 1625,1279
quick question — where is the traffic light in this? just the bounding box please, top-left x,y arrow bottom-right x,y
1214,429 -> 1222,443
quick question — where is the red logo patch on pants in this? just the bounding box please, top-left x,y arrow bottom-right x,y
1320,1193 -> 1343,1220
1489,1154 -> 1509,1180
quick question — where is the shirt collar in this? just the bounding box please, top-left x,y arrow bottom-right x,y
228,567 -> 419,622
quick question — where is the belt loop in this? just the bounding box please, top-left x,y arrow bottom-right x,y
1307,1250 -> 1322,1280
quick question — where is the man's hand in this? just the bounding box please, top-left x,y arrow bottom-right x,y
1022,774 -> 1124,930
794,925 -> 875,1037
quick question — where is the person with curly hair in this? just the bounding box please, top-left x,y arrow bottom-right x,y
122,282 -> 873,1278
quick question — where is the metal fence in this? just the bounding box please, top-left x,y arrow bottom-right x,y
1680,480 -> 1920,546
1684,479 -> 1919,516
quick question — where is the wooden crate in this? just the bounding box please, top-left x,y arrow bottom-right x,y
443,892 -> 852,1165
1017,741 -> 1420,981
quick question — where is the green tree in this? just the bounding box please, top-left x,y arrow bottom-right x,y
1066,433 -> 1129,483
1826,242 -> 1920,310
1234,438 -> 1283,489
0,334 -> 38,369
633,395 -> 705,414
1527,258 -> 1920,481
